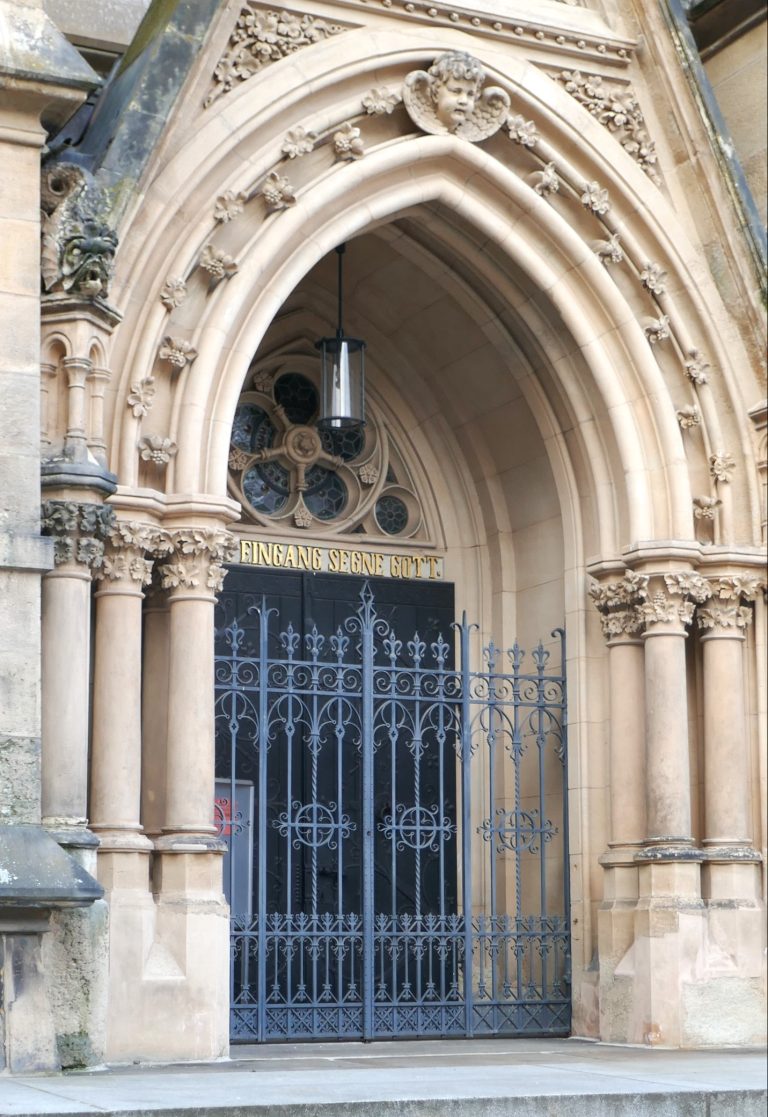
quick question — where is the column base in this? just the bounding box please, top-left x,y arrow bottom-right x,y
101,847 -> 228,1064
596,852 -> 766,1046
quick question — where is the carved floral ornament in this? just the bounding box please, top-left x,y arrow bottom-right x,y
41,500 -> 116,567
588,571 -> 761,638
159,529 -> 238,594
204,5 -> 348,109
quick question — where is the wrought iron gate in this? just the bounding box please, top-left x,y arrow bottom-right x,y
214,583 -> 569,1041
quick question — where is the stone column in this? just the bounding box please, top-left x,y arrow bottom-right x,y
90,522 -> 159,852
590,572 -> 647,1043
638,572 -> 709,849
155,528 -> 236,849
697,575 -> 762,900
141,579 -> 171,839
630,571 -> 710,1047
40,500 -> 114,838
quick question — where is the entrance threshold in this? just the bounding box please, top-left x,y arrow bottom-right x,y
3,1039 -> 765,1116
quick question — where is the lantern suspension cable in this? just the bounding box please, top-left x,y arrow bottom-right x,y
316,243 -> 366,431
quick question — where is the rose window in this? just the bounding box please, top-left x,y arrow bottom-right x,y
228,368 -> 426,538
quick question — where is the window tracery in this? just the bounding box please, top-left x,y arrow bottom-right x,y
228,366 -> 426,539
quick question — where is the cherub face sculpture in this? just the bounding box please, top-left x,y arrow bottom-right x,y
403,51 -> 510,142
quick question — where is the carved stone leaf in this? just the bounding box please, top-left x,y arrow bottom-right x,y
214,190 -> 248,223
684,349 -> 710,385
643,315 -> 670,344
640,262 -> 667,295
693,495 -> 721,520
138,435 -> 178,465
160,277 -> 187,310
592,233 -> 623,266
528,162 -> 559,196
262,171 -> 296,211
333,122 -> 365,160
507,114 -> 538,147
676,405 -> 700,430
363,88 -> 399,115
205,5 -> 348,109
281,126 -> 317,158
199,243 -> 239,279
581,181 -> 610,215
127,376 -> 156,419
556,70 -> 661,185
159,337 -> 198,369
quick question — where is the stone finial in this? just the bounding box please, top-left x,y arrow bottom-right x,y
403,51 -> 510,141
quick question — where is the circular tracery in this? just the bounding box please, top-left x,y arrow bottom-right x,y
228,368 -> 426,538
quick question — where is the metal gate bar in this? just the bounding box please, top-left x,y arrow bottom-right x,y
215,584 -> 569,1041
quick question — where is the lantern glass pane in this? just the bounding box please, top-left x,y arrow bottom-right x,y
317,336 -> 365,429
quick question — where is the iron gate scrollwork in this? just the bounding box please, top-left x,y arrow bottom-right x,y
215,583 -> 570,1041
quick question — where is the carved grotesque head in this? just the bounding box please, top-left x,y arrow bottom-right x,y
61,223 -> 119,297
427,52 -> 485,131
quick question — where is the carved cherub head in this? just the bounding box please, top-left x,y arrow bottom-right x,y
403,52 -> 510,142
427,52 -> 485,131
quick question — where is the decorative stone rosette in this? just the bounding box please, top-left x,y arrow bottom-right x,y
41,500 -> 116,568
403,52 -> 510,141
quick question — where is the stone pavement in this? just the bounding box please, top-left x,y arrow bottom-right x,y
0,1038 -> 765,1116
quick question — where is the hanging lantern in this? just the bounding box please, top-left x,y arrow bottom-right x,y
316,244 -> 366,430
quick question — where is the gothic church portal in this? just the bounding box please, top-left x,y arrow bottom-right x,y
0,0 -> 765,1072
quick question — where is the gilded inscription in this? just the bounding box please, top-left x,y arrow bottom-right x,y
238,540 -> 443,581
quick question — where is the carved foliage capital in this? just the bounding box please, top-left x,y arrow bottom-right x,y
160,529 -> 238,594
588,572 -> 647,639
695,574 -> 763,631
41,500 -> 116,568
95,521 -> 170,585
